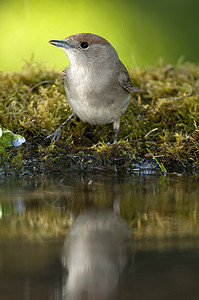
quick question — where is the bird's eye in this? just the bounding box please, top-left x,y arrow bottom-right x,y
80,41 -> 89,49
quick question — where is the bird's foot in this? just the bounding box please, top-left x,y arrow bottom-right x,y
45,127 -> 62,143
45,113 -> 74,143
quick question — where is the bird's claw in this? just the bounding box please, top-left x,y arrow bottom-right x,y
45,128 -> 62,143
45,114 -> 74,143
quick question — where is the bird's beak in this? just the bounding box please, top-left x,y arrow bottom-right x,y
49,39 -> 72,48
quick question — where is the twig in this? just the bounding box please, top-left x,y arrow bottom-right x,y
169,152 -> 186,167
160,90 -> 199,101
144,127 -> 158,139
29,80 -> 55,93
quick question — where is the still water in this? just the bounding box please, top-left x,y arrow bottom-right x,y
0,173 -> 199,300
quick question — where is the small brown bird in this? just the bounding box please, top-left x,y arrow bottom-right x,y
47,33 -> 137,143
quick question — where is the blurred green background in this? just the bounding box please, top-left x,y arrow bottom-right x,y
0,0 -> 198,72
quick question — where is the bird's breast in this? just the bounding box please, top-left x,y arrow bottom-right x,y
64,67 -> 130,125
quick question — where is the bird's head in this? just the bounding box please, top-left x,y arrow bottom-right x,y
49,33 -> 118,67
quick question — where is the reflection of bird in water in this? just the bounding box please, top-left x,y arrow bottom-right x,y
62,209 -> 131,300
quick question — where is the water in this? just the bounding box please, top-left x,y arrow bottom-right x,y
0,173 -> 199,299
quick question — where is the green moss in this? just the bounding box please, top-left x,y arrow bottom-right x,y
0,59 -> 199,176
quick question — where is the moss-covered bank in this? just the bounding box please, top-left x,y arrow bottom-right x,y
0,60 -> 199,176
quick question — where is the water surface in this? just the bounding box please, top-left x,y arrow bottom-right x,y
0,173 -> 199,299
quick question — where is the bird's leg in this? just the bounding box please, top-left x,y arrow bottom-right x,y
114,128 -> 118,144
113,118 -> 120,144
45,113 -> 74,143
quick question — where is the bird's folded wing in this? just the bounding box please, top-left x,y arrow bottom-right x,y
118,61 -> 134,93
118,61 -> 145,93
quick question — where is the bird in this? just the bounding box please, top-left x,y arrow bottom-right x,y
46,33 -> 139,144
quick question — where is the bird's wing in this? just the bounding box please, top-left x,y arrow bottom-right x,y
118,61 -> 135,93
118,61 -> 144,93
